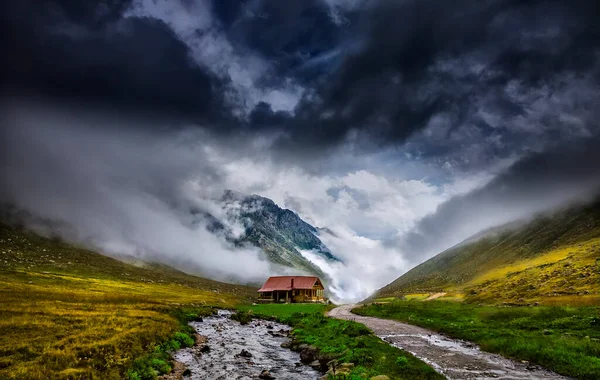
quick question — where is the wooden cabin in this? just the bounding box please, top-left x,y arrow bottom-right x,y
257,276 -> 325,303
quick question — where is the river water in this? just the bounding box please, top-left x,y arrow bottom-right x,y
173,310 -> 322,380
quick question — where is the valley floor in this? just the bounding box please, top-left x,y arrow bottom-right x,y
353,300 -> 600,379
235,303 -> 443,379
0,223 -> 256,379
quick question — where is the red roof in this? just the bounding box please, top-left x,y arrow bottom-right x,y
258,276 -> 320,292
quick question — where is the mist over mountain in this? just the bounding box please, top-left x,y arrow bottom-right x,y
198,190 -> 340,277
372,195 -> 600,305
2,0 -> 600,302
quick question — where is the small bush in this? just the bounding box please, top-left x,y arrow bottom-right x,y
126,369 -> 142,380
172,332 -> 195,348
150,358 -> 171,374
348,349 -> 374,365
343,323 -> 371,337
396,356 -> 409,367
231,311 -> 253,325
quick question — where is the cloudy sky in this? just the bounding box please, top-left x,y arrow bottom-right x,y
2,0 -> 600,301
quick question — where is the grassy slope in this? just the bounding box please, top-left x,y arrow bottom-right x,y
355,301 -> 600,379
237,304 -> 442,380
373,199 -> 600,305
0,223 -> 256,379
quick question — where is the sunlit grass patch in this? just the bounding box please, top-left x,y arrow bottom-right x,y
403,293 -> 430,301
373,297 -> 396,303
466,239 -> 600,305
0,223 -> 256,379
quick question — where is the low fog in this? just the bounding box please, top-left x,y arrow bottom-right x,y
2,98 -> 600,302
396,137 -> 600,268
0,99 -> 274,284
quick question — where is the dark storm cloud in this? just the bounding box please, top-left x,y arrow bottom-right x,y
2,0 -> 600,158
398,136 -> 600,265
272,0 -> 600,151
1,0 -> 230,123
211,0 -> 347,80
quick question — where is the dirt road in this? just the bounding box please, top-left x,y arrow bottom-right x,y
328,304 -> 569,380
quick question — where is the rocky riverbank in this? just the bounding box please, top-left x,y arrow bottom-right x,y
170,310 -> 322,379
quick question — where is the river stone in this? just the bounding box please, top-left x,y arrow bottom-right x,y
238,349 -> 253,358
200,345 -> 210,353
195,334 -> 208,344
259,369 -> 275,379
299,345 -> 318,363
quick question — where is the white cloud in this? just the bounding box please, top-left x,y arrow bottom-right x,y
0,98 -> 531,302
0,101 -> 272,284
208,153 -> 491,301
125,0 -> 304,113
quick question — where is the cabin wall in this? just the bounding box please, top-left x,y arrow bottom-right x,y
257,279 -> 326,303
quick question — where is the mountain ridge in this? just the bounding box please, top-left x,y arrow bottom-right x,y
201,190 -> 340,278
372,197 -> 600,305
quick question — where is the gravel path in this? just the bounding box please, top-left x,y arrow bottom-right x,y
328,304 -> 569,380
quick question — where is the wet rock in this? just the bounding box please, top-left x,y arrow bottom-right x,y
195,334 -> 208,345
299,345 -> 318,364
280,341 -> 292,349
267,325 -> 274,329
339,363 -> 355,370
175,310 -> 320,379
237,349 -> 253,358
200,345 -> 210,353
309,360 -> 321,369
259,369 -> 275,379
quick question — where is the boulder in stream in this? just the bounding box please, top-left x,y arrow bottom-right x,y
237,349 -> 253,358
259,369 -> 275,379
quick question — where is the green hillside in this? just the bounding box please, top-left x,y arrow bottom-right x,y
373,198 -> 600,305
0,223 -> 256,379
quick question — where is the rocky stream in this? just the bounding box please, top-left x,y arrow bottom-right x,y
171,310 -> 322,380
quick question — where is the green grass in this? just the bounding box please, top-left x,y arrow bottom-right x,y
237,303 -> 329,319
125,307 -> 214,380
0,223 -> 256,379
355,300 -> 600,379
236,304 -> 442,379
